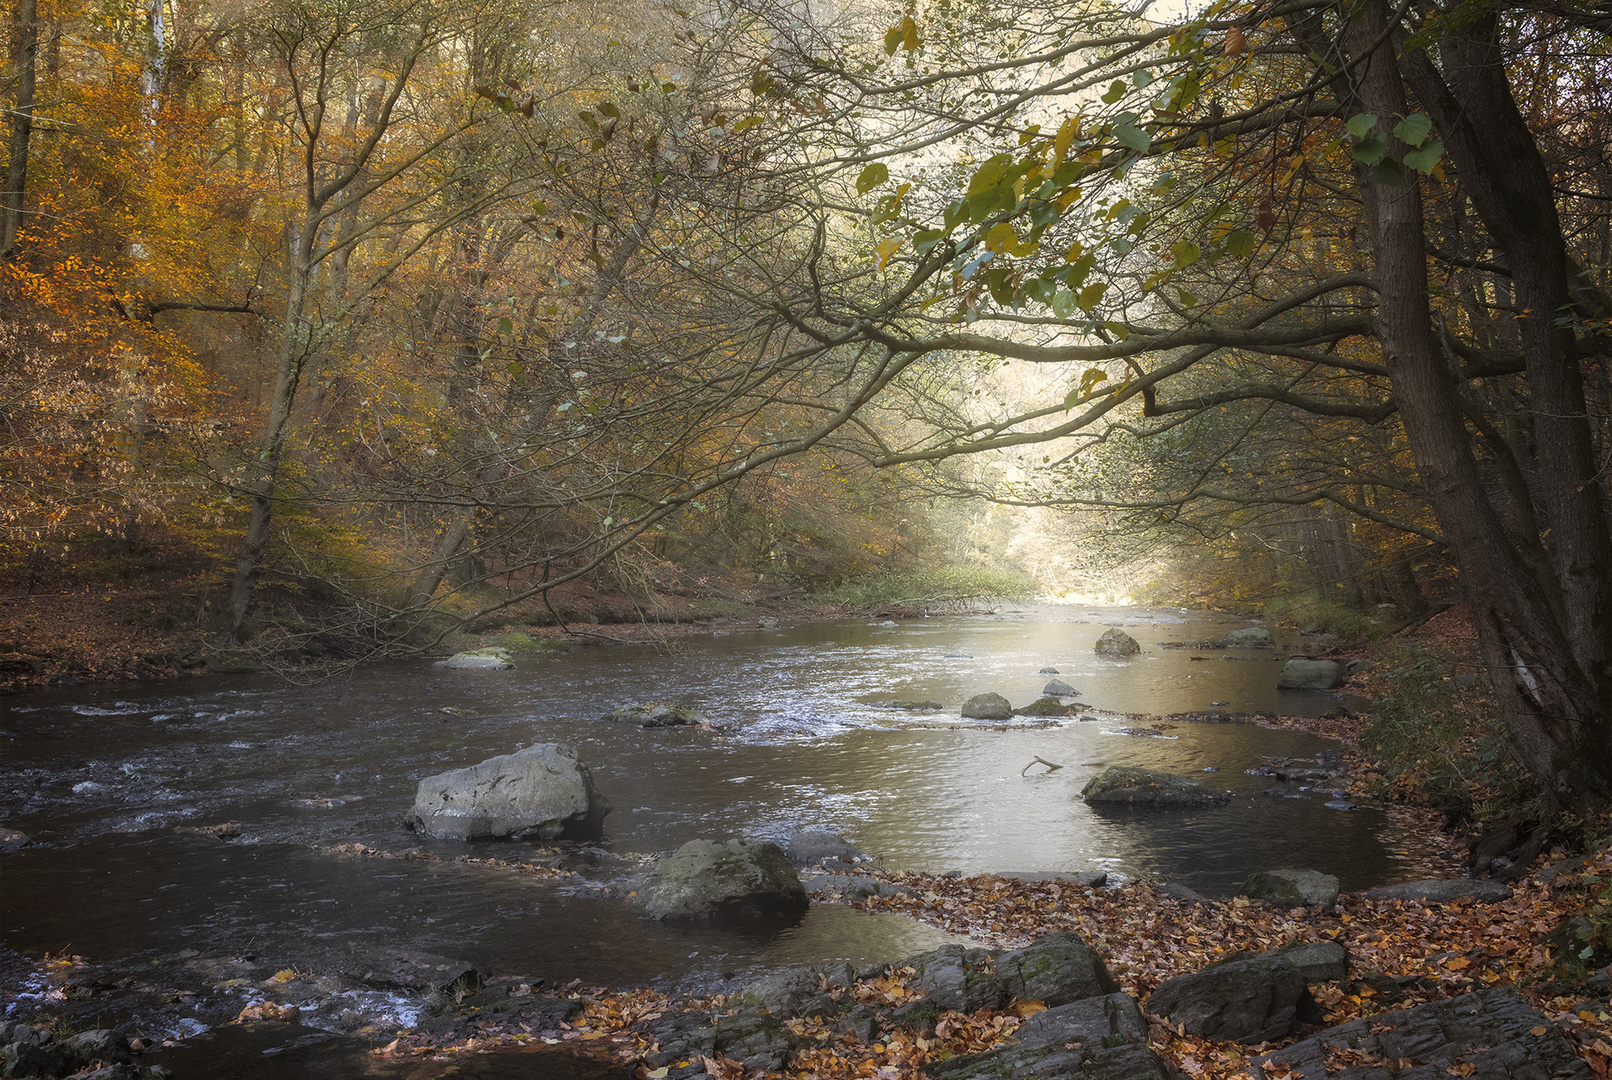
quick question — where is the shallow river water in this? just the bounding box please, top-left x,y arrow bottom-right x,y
0,605 -> 1447,1076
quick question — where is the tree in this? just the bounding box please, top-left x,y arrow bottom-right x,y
716,0 -> 1611,821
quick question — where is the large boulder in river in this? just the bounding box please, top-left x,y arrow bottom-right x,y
1242,867 -> 1340,908
406,743 -> 610,841
1223,627 -> 1275,647
1095,628 -> 1141,657
631,839 -> 808,921
1043,678 -> 1080,697
961,692 -> 1013,720
1277,658 -> 1345,689
1148,953 -> 1318,1044
1082,765 -> 1231,808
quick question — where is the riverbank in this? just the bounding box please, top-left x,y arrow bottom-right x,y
0,559 -> 848,695
354,849 -> 1612,1080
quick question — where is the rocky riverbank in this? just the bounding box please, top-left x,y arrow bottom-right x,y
6,838 -> 1607,1080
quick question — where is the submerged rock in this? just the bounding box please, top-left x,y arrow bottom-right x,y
631,839 -> 808,921
1095,628 -> 1142,657
786,829 -> 868,866
405,743 -> 611,841
1082,765 -> 1231,808
604,701 -> 701,727
1014,696 -> 1082,717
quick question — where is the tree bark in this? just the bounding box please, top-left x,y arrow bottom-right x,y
1341,0 -> 1612,811
3,0 -> 37,258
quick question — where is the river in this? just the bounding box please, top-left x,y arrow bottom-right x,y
0,605 -> 1444,1076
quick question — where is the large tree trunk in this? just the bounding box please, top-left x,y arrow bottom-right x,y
3,0 -> 37,257
1342,0 -> 1612,812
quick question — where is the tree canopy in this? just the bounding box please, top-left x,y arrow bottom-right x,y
3,0 -> 1609,819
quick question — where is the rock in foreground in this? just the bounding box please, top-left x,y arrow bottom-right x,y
406,743 -> 611,841
1082,765 -> 1231,807
1249,986 -> 1594,1080
1148,953 -> 1318,1044
631,839 -> 808,921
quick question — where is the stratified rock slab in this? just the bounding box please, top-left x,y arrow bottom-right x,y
1249,987 -> 1594,1080
929,992 -> 1173,1080
1363,879 -> 1513,903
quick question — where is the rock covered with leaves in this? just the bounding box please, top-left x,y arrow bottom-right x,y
405,742 -> 611,841
0,1023 -> 171,1080
1082,765 -> 1232,807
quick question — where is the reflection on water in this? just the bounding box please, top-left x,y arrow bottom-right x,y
1,606 -> 1444,1070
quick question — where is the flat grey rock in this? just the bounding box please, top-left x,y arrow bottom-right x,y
1242,867 -> 1340,908
433,648 -> 513,670
1363,878 -> 1513,903
1249,987 -> 1594,1080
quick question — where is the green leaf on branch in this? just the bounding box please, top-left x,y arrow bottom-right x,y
1393,112 -> 1433,147
1403,140 -> 1445,173
1353,134 -> 1386,164
1224,229 -> 1257,257
1171,240 -> 1200,268
1078,282 -> 1107,312
1102,80 -> 1127,104
856,162 -> 889,193
1113,121 -> 1151,152
1346,113 -> 1378,138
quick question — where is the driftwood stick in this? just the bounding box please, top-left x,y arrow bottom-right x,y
1021,756 -> 1064,776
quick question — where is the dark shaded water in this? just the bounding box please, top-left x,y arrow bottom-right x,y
0,606 -> 1445,1075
